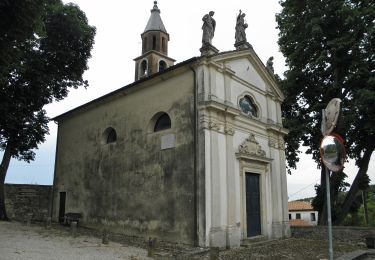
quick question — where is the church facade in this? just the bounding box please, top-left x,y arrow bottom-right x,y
51,2 -> 290,248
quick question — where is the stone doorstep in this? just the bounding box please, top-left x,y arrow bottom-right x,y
154,248 -> 210,260
335,249 -> 375,260
241,235 -> 269,246
154,252 -> 172,260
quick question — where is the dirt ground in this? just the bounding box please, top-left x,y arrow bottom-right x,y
192,238 -> 370,260
0,221 -> 372,260
0,221 -> 150,260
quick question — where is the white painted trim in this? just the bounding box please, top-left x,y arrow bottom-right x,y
237,91 -> 262,119
239,159 -> 270,239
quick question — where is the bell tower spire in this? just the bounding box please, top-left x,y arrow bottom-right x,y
134,1 -> 175,81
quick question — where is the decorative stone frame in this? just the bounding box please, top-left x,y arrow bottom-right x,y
236,134 -> 272,239
157,58 -> 168,72
237,92 -> 261,119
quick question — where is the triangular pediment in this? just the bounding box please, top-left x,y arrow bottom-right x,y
210,49 -> 285,101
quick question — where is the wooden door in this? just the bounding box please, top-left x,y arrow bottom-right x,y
246,173 -> 261,237
58,192 -> 66,223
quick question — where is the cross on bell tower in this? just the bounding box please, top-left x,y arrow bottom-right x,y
134,1 -> 175,81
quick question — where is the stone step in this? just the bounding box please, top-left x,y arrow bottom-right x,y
241,236 -> 276,247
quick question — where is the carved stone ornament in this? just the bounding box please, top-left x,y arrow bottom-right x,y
278,140 -> 285,150
224,125 -> 235,135
238,134 -> 266,157
208,120 -> 220,131
268,139 -> 277,148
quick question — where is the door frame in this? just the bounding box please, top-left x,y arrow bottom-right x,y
238,159 -> 270,238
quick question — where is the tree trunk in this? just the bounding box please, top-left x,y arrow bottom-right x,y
333,146 -> 373,225
330,168 -> 345,222
362,190 -> 369,226
318,167 -> 327,225
0,142 -> 12,221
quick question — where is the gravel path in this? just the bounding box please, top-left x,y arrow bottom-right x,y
0,221 -> 150,260
0,221 -> 372,260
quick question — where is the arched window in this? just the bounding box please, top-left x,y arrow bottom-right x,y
152,35 -> 156,50
103,127 -> 117,144
140,60 -> 148,77
159,60 -> 167,72
154,113 -> 171,132
162,37 -> 166,52
239,95 -> 258,117
143,37 -> 147,52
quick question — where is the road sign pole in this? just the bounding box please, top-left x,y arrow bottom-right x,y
321,98 -> 345,260
325,166 -> 333,260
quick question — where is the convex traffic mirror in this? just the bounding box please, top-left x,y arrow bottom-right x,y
320,134 -> 346,172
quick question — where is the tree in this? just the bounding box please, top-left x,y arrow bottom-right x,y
0,0 -> 95,220
276,0 -> 374,224
341,185 -> 375,226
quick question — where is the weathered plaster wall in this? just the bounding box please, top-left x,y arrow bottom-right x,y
5,184 -> 52,222
53,69 -> 195,244
289,211 -> 318,226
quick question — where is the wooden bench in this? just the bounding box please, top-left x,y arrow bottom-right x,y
64,212 -> 82,226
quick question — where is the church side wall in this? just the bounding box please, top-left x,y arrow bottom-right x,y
53,70 -> 196,244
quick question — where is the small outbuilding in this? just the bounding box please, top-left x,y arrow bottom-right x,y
288,201 -> 318,227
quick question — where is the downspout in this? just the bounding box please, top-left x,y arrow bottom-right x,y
50,121 -> 60,221
190,65 -> 198,246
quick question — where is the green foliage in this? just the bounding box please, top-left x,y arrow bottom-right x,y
276,0 -> 375,169
277,0 -> 375,223
0,0 -> 95,161
343,185 -> 375,226
296,197 -> 315,203
312,171 -> 350,221
0,0 -> 95,220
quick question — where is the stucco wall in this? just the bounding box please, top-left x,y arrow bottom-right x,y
53,69 -> 196,244
196,51 -> 289,247
289,211 -> 318,226
5,184 -> 52,222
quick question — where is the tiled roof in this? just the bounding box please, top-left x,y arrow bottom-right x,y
288,201 -> 314,211
289,219 -> 313,227
144,1 -> 167,33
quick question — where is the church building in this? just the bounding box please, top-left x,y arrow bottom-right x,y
52,2 -> 290,248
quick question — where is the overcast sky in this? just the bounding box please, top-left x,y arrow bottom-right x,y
4,0 -> 374,200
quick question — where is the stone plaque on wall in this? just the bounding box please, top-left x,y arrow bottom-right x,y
18,188 -> 38,196
161,134 -> 175,150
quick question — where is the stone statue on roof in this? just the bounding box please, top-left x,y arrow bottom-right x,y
234,10 -> 252,50
202,11 -> 216,46
266,56 -> 274,73
235,10 -> 248,44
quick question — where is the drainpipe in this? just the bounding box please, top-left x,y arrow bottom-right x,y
190,65 -> 199,246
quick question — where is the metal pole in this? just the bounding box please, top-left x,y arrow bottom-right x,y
325,167 -> 333,260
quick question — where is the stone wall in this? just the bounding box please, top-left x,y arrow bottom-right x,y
5,184 -> 52,222
291,226 -> 375,243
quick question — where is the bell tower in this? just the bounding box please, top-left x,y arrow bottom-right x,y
134,1 -> 175,81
